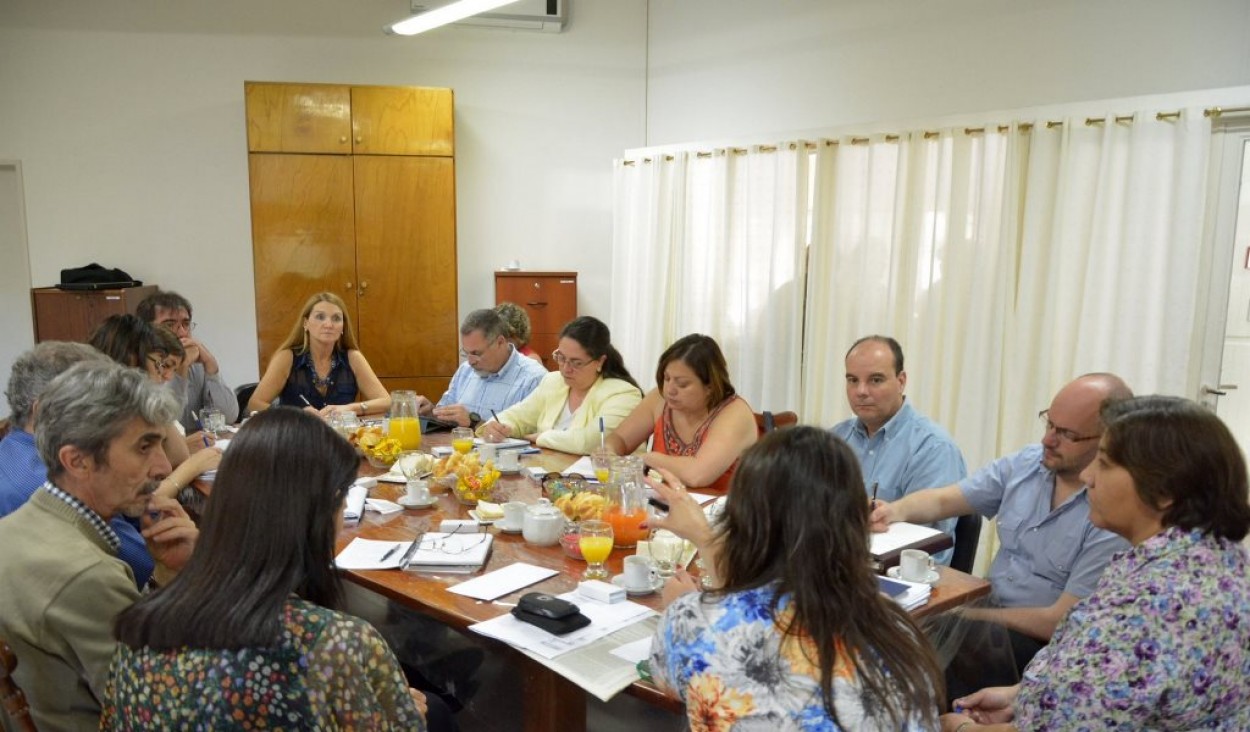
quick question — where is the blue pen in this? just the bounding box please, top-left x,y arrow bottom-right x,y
192,410 -> 210,447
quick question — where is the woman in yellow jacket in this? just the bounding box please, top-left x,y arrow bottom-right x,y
479,317 -> 642,455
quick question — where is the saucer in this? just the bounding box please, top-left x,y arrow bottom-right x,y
886,566 -> 940,585
398,495 -> 437,509
496,521 -> 523,534
497,467 -> 521,475
612,574 -> 663,596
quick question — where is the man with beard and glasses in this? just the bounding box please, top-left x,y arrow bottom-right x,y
420,308 -> 546,429
869,373 -> 1133,693
0,361 -> 198,731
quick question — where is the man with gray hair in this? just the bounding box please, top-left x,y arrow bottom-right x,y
0,342 -> 160,587
421,308 -> 546,428
0,361 -> 198,731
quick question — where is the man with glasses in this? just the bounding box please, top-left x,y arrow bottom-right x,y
869,373 -> 1132,686
137,290 -> 237,431
422,308 -> 546,428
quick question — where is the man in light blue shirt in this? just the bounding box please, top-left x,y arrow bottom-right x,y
870,373 -> 1132,684
831,336 -> 966,563
421,308 -> 547,428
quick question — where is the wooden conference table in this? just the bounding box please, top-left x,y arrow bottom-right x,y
336,434 -> 991,731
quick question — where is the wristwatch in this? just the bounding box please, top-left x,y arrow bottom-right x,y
469,412 -> 482,428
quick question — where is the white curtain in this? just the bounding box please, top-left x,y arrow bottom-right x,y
1002,111 -> 1213,453
804,129 -> 1020,472
612,145 -> 807,412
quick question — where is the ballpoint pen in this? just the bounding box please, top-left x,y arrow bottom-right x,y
379,543 -> 402,562
299,395 -> 314,408
871,481 -> 879,508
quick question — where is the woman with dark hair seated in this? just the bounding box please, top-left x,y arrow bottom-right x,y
648,426 -> 943,729
943,396 -> 1250,731
479,316 -> 642,454
607,334 -> 757,491
102,409 -> 427,729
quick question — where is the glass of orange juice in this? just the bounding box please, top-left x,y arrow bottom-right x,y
451,427 -> 474,455
578,519 -> 613,580
590,446 -> 613,484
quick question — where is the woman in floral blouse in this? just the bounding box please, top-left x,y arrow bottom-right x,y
943,396 -> 1250,731
648,426 -> 943,730
102,409 -> 427,730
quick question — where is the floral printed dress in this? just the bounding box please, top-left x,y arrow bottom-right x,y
1016,526 -> 1250,730
101,598 -> 424,730
650,584 -> 931,731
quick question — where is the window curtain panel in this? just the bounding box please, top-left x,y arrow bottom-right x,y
803,129 -> 1020,474
1002,111 -> 1213,454
611,145 -> 807,413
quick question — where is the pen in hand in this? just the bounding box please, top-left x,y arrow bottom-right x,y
379,543 -> 402,562
299,395 -> 314,408
870,482 -> 879,508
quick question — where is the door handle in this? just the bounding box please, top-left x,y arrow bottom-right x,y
1202,384 -> 1238,396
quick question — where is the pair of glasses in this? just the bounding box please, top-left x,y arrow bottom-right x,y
551,351 -> 591,370
158,320 -> 196,332
146,355 -> 177,374
460,337 -> 502,361
417,532 -> 489,555
1037,410 -> 1101,443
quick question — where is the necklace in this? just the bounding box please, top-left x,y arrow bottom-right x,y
307,352 -> 340,391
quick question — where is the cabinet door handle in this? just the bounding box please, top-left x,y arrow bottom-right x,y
526,301 -> 548,307
345,282 -> 353,290
355,136 -> 363,144
340,136 -> 348,144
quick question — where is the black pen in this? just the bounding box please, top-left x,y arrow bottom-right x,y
871,482 -> 879,508
490,409 -> 500,424
379,543 -> 402,562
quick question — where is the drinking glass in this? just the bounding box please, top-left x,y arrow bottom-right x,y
578,519 -> 613,580
398,451 -> 431,503
200,407 -> 226,438
649,528 -> 684,579
451,427 -> 474,455
589,446 -> 613,484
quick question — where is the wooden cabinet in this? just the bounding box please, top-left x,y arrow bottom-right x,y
495,272 -> 577,372
245,83 -> 453,156
31,285 -> 158,343
245,81 -> 458,399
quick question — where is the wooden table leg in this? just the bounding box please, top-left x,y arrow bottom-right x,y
522,659 -> 586,732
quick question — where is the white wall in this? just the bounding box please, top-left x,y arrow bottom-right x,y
645,0 -> 1250,144
0,0 -> 647,390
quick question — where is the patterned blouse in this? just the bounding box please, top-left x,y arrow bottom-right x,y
653,395 -> 745,492
1016,526 -> 1250,730
650,584 -> 932,731
102,598 -> 424,730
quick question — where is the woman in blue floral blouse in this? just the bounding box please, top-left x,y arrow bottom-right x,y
943,396 -> 1250,731
102,409 -> 427,729
648,426 -> 943,730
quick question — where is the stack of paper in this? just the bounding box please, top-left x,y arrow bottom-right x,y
869,521 -> 945,559
877,575 -> 931,611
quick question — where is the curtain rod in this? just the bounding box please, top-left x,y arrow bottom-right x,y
621,105 -> 1246,165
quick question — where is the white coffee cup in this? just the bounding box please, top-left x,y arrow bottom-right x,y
405,479 -> 430,504
497,449 -> 519,471
899,549 -> 935,583
477,442 -> 497,464
501,501 -> 526,530
622,555 -> 657,591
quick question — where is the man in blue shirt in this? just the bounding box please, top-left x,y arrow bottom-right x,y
421,308 -> 547,428
831,336 -> 966,563
870,373 -> 1132,687
0,342 -> 157,587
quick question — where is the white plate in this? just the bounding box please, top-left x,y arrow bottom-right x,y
496,522 -> 523,534
612,574 -> 663,596
398,495 -> 437,509
886,566 -> 940,585
467,509 -> 501,525
497,467 -> 522,475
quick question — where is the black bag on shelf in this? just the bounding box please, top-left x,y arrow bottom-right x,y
57,263 -> 142,291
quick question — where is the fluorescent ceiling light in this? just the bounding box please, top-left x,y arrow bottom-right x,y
387,0 -> 524,36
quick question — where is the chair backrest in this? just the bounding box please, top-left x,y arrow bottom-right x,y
950,513 -> 982,575
235,382 -> 258,419
0,639 -> 38,732
753,411 -> 798,435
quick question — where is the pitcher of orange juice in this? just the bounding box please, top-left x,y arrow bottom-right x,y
388,390 -> 422,451
604,455 -> 648,548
